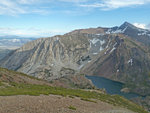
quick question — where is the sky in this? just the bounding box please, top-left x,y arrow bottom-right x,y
0,0 -> 150,37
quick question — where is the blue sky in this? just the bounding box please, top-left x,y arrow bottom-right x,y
0,0 -> 150,37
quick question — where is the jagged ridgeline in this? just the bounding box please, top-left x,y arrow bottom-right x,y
1,22 -> 150,96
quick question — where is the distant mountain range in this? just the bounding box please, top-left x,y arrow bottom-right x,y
0,35 -> 36,49
0,22 -> 150,97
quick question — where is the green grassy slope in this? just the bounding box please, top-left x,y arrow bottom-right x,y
0,67 -> 148,113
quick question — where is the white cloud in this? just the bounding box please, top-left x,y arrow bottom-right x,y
133,23 -> 146,29
133,23 -> 150,30
80,3 -> 105,8
0,27 -> 68,37
60,0 -> 88,3
0,0 -> 150,16
0,0 -> 26,15
80,0 -> 150,10
0,0 -> 92,16
0,0 -> 50,15
17,0 -> 40,4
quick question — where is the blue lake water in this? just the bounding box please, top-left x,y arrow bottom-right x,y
86,75 -> 141,99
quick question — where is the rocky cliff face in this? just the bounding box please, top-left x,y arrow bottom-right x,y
0,49 -> 11,60
81,34 -> 150,95
0,34 -> 108,81
108,22 -> 150,46
1,22 -> 150,95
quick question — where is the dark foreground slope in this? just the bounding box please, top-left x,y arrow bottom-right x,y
0,68 -> 148,113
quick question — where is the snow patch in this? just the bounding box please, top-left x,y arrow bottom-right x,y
56,37 -> 59,40
96,34 -> 104,36
99,40 -> 105,51
111,29 -> 123,34
138,29 -> 147,32
105,40 -> 111,49
106,29 -> 111,34
138,32 -> 147,36
106,27 -> 127,34
90,38 -> 105,53
99,40 -> 105,45
100,47 -> 103,51
122,26 -> 128,32
138,32 -> 150,36
137,29 -> 149,36
113,42 -> 117,47
79,64 -> 84,69
128,59 -> 133,66
90,38 -> 100,45
93,53 -> 98,55
110,47 -> 116,53
109,42 -> 117,53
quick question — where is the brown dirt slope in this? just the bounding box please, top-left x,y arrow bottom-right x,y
0,95 -> 135,113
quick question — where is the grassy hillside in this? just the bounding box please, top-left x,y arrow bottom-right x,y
0,67 -> 148,113
0,67 -> 51,85
0,82 -> 148,113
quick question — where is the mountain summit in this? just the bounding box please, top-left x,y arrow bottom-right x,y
120,22 -> 137,29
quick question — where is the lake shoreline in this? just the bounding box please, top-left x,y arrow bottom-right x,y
85,75 -> 145,100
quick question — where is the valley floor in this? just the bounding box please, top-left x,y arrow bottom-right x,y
0,95 -> 134,113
